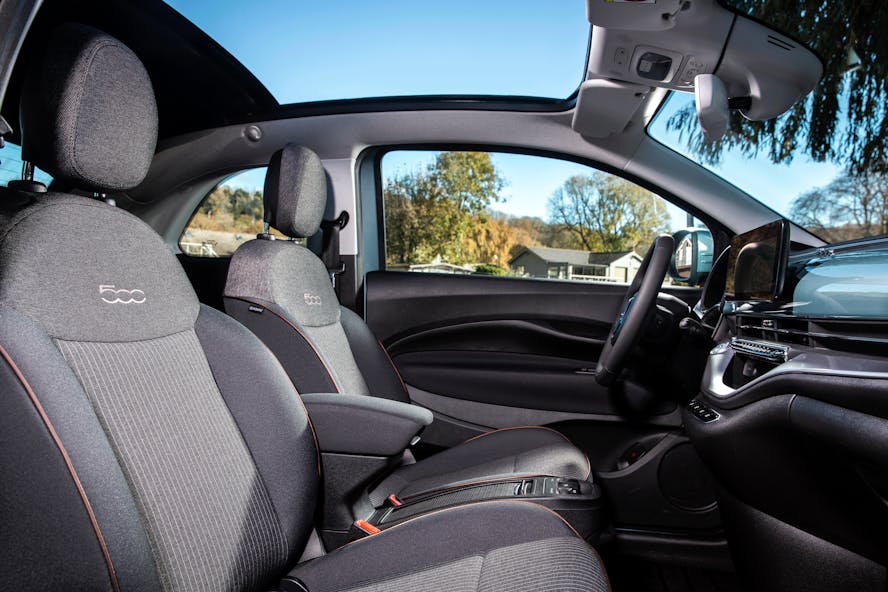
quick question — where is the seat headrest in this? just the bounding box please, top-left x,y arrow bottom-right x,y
19,24 -> 158,192
263,144 -> 327,238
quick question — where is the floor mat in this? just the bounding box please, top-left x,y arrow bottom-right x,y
605,555 -> 741,592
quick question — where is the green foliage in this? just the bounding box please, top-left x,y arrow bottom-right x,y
547,172 -> 671,252
384,152 -> 505,265
385,153 -> 676,267
189,184 -> 265,234
790,172 -> 888,242
472,263 -> 509,276
668,0 -> 888,175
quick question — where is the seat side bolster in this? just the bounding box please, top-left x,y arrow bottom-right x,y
196,304 -> 321,561
339,306 -> 411,403
0,307 -> 161,592
225,296 -> 340,394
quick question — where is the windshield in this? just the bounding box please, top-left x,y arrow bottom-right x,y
648,0 -> 887,244
164,1 -> 590,104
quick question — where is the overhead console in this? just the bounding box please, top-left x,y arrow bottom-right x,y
574,0 -> 822,139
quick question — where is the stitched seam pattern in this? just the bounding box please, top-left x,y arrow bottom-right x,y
0,343 -> 120,592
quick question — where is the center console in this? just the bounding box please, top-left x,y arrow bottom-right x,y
363,476 -> 603,538
300,392 -> 606,549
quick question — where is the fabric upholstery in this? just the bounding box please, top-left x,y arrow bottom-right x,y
195,304 -> 320,555
0,306 -> 161,592
302,322 -> 370,395
264,144 -> 327,238
226,144 -> 594,502
0,192 -> 198,341
57,330 -> 288,592
290,501 -> 609,592
301,393 -> 433,456
20,24 -> 158,191
370,427 -> 591,504
225,239 -> 370,394
224,296 -> 340,394
339,306 -> 410,403
0,23 -> 611,592
226,239 -> 340,327
0,191 -> 306,591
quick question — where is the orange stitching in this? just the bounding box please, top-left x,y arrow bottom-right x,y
227,296 -> 343,394
0,344 -> 120,592
377,339 -> 410,399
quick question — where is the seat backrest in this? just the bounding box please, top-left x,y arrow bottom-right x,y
224,144 -> 410,402
0,24 -> 318,592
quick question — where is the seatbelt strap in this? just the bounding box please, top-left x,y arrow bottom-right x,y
319,211 -> 349,291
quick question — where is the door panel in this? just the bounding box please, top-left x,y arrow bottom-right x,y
365,270 -> 699,420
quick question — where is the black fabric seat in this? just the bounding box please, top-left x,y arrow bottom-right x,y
224,144 -> 592,502
0,23 -> 609,591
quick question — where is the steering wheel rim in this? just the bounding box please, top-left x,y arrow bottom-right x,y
595,234 -> 675,386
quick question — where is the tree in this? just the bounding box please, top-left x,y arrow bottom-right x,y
547,172 -> 670,253
667,0 -> 888,175
384,152 -> 505,264
790,172 -> 888,242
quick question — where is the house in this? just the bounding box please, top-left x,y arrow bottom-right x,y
509,246 -> 643,283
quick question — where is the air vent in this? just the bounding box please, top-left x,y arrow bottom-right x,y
730,338 -> 789,363
736,315 -> 888,356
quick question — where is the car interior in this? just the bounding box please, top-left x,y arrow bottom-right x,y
0,0 -> 886,591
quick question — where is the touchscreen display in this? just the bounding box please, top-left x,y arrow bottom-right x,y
725,219 -> 790,301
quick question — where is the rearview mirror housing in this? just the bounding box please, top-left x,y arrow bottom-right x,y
694,74 -> 729,142
669,228 -> 713,285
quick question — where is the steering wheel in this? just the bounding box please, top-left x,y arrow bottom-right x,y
595,234 -> 675,386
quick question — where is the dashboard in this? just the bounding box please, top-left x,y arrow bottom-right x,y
696,225 -> 888,405
681,222 -> 888,588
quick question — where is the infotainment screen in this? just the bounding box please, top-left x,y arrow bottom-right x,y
724,219 -> 791,301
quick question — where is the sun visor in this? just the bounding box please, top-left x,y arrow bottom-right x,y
572,79 -> 651,138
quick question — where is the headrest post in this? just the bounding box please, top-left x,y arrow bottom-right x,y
257,221 -> 275,241
7,159 -> 47,193
93,192 -> 116,207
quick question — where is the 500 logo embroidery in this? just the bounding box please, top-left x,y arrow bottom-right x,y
303,293 -> 322,306
100,285 -> 146,304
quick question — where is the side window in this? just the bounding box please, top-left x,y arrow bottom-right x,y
179,168 -> 288,258
381,150 -> 708,285
0,142 -> 53,187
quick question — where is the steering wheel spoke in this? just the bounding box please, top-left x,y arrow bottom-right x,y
595,235 -> 675,386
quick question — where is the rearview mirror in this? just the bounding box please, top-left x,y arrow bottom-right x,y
669,228 -> 713,285
694,74 -> 729,142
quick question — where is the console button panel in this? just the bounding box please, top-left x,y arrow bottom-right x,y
688,399 -> 720,423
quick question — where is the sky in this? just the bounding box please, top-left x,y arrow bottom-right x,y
163,0 -> 589,103
160,0 -> 843,234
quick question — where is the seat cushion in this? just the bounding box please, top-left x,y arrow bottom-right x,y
288,501 -> 609,592
370,427 -> 591,504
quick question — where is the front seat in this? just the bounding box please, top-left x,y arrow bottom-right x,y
224,143 -> 592,503
0,23 -> 609,591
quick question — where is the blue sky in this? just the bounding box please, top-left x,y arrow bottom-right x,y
167,1 -> 843,233
164,0 -> 589,103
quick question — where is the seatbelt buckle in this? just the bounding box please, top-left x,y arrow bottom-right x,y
386,494 -> 403,508
348,519 -> 381,542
